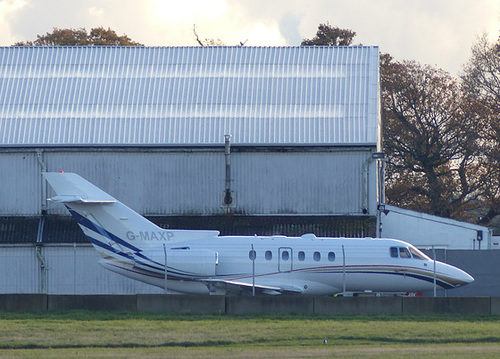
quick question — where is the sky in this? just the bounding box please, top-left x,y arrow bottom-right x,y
0,0 -> 499,76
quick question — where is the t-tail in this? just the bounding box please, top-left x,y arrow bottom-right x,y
43,172 -> 219,259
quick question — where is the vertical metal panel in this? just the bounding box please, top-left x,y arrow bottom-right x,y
0,246 -> 39,293
0,152 -> 41,215
232,151 -> 369,214
0,245 -> 162,294
41,148 -> 373,216
44,150 -> 224,216
44,245 -> 162,294
0,46 -> 379,146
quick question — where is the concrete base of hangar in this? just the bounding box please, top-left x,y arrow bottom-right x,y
0,294 -> 498,315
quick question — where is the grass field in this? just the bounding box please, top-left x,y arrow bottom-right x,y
0,312 -> 499,358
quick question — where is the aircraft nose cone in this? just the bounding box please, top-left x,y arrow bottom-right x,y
438,262 -> 474,288
462,272 -> 475,285
454,268 -> 475,287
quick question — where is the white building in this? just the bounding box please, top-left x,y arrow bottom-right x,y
380,205 -> 492,250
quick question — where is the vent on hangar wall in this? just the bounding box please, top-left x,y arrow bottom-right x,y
150,215 -> 376,238
0,217 -> 39,243
0,217 -> 87,244
0,215 -> 376,244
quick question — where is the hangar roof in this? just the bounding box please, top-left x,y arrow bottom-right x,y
0,46 -> 379,147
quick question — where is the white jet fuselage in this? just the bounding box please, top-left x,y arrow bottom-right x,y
91,230 -> 473,295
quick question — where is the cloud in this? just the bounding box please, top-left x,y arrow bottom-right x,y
0,0 -> 28,44
87,6 -> 105,18
279,13 -> 302,45
151,0 -> 227,22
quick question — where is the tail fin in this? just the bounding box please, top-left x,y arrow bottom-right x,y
43,172 -> 219,256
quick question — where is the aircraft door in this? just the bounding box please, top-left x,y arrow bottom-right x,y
278,247 -> 293,272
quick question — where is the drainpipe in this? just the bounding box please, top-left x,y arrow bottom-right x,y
223,134 -> 235,212
36,151 -> 47,215
361,157 -> 371,214
362,152 -> 385,214
35,217 -> 47,293
376,154 -> 387,238
36,150 -> 48,293
35,246 -> 47,293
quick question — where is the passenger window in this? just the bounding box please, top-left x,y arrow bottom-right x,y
313,251 -> 321,261
399,247 -> 411,258
298,251 -> 305,261
265,250 -> 272,261
249,250 -> 256,260
282,251 -> 289,261
390,247 -> 398,258
328,252 -> 335,262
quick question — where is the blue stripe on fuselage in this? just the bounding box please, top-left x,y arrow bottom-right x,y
85,233 -> 134,261
78,225 -> 194,278
67,207 -> 141,252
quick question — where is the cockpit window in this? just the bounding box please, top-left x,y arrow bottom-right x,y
391,246 -> 430,260
409,246 -> 430,260
399,247 -> 411,258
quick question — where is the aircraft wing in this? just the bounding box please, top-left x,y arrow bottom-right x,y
203,279 -> 303,295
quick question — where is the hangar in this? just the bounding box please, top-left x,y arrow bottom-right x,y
0,45 -> 492,295
0,46 -> 382,235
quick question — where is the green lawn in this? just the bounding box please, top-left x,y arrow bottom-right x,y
0,312 -> 499,358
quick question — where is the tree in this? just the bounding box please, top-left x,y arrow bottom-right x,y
301,22 -> 356,46
461,34 -> 500,225
13,27 -> 143,46
193,25 -> 226,46
382,57 -> 483,220
192,25 -> 246,47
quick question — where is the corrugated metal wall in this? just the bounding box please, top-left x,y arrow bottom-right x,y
232,151 -> 367,214
0,246 -> 39,293
0,152 -> 41,215
1,148 -> 376,216
0,245 -> 162,294
43,150 -> 225,216
0,46 -> 379,147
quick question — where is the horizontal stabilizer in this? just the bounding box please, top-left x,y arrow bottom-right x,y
50,195 -> 116,204
43,172 -> 116,204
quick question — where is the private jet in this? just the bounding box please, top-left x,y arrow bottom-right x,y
43,172 -> 474,295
